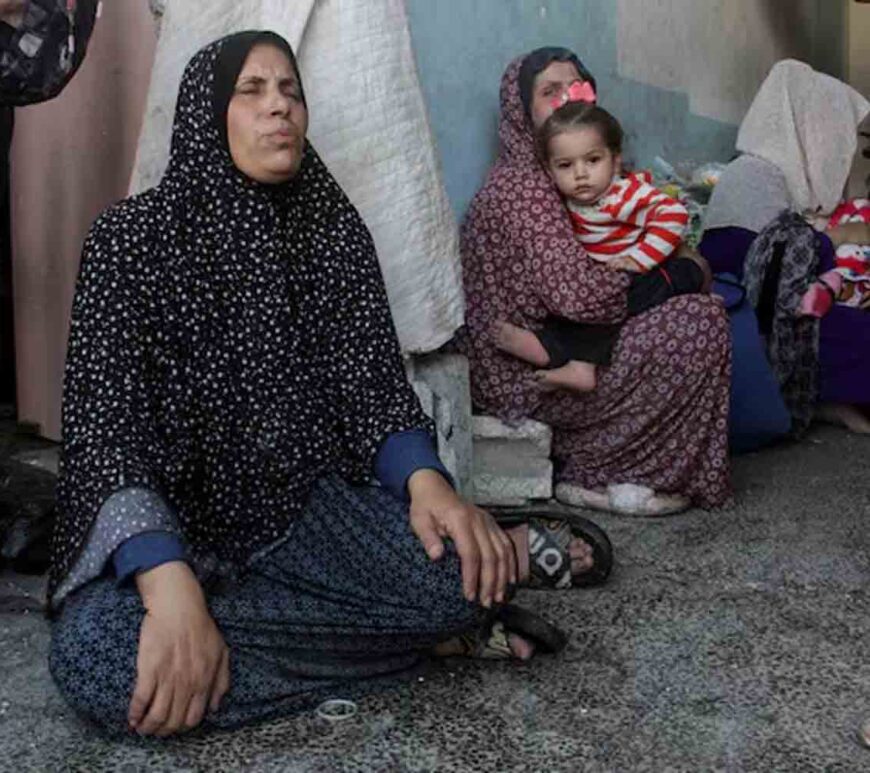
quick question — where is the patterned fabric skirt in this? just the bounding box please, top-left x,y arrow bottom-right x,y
532,295 -> 732,508
49,476 -> 481,733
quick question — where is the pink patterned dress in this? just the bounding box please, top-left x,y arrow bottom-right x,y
460,57 -> 732,508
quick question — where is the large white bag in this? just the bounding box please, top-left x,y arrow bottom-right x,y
132,0 -> 463,353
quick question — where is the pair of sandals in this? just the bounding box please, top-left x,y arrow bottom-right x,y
451,509 -> 613,659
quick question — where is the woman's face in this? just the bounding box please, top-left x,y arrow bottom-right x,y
226,43 -> 309,184
529,61 -> 583,129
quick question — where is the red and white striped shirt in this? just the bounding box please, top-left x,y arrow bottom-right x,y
566,172 -> 689,271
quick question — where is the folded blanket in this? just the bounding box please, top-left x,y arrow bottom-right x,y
828,199 -> 870,309
131,0 -> 463,354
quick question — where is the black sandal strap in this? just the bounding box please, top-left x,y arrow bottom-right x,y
497,604 -> 568,654
527,517 -> 573,589
495,508 -> 614,589
453,605 -> 567,658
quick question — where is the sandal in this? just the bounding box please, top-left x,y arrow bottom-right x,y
450,603 -> 567,659
494,508 -> 613,589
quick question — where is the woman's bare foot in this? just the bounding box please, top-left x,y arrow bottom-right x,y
675,245 -> 714,293
432,524 -> 594,661
534,361 -> 596,393
858,718 -> 870,748
492,321 -> 550,367
506,634 -> 535,660
433,632 -> 535,660
816,402 -> 870,434
504,522 -> 594,580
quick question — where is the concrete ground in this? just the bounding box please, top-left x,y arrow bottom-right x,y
0,424 -> 868,772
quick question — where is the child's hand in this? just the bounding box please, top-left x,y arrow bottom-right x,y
607,256 -> 643,273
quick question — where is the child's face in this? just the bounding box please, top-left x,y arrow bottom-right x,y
546,126 -> 620,205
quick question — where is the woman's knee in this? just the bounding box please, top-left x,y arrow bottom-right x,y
417,549 -> 481,631
49,581 -> 141,732
659,294 -> 731,358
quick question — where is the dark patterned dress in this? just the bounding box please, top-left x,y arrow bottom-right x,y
51,477 -> 479,733
48,32 -> 481,733
460,55 -> 732,507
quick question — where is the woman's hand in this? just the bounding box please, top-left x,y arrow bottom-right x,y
675,245 -> 714,293
827,222 -> 870,248
683,253 -> 714,293
129,561 -> 230,737
407,469 -> 516,607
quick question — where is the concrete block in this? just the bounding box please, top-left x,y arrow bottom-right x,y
406,353 -> 473,498
472,458 -> 553,507
471,416 -> 552,456
470,416 -> 553,506
409,378 -> 435,420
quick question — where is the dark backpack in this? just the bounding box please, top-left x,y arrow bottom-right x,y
0,0 -> 100,106
743,211 -> 821,437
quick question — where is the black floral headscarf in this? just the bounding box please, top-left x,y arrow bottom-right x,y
50,31 -> 430,599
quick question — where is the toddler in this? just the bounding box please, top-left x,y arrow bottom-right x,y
495,99 -> 709,392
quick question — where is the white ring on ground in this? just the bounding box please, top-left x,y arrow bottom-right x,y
316,699 -> 358,722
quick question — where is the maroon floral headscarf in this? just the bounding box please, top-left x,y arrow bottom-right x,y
460,53 -> 630,419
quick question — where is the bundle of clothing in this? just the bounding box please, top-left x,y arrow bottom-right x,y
0,0 -> 100,105
650,157 -> 727,248
828,199 -> 870,309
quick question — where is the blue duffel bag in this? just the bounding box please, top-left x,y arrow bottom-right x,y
714,274 -> 791,454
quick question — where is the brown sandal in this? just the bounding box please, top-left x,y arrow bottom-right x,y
442,604 -> 567,660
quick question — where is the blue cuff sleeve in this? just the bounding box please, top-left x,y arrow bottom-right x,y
374,429 -> 454,502
112,531 -> 188,585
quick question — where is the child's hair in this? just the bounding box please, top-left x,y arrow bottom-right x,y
536,102 -> 624,163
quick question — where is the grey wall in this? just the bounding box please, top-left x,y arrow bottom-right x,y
405,0 -> 845,220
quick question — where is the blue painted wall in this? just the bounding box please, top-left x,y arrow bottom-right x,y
405,0 -> 844,220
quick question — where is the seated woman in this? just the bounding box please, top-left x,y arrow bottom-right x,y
701,59 -> 870,433
48,32 -> 604,738
461,47 -> 732,516
494,100 -> 711,394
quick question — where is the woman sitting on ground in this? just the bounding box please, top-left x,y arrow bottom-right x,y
48,31 -> 610,738
701,59 -> 870,433
461,47 -> 732,517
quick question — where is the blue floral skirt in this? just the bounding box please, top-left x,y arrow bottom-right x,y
49,476 -> 481,733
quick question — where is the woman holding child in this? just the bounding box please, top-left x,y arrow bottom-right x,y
461,48 -> 732,515
701,59 -> 870,434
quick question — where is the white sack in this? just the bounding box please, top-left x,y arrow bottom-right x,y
131,0 -> 463,353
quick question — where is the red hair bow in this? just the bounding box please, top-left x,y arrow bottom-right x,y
550,79 -> 597,110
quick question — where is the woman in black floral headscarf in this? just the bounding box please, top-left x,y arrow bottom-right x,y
46,31 -> 593,738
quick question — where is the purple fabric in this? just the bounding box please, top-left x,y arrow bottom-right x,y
699,228 -> 757,277
700,226 -> 870,405
819,306 -> 870,404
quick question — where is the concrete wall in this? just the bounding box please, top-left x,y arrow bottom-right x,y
848,0 -> 870,96
406,0 -> 846,219
11,2 -> 157,439
846,1 -> 870,198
